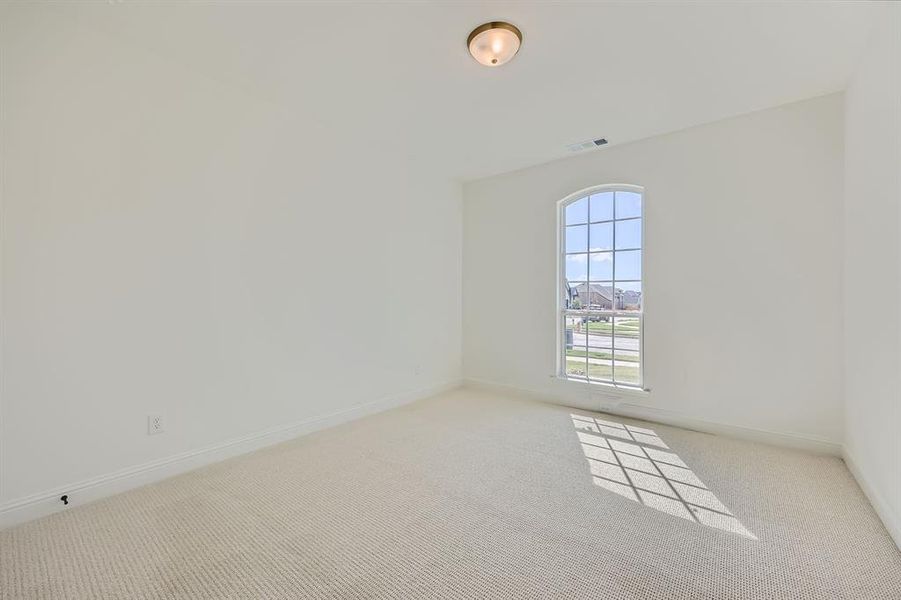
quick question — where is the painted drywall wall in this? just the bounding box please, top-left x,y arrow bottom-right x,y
0,8 -> 461,510
842,4 -> 901,548
463,94 -> 845,449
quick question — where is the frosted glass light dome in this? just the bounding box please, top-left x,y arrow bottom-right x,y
467,22 -> 522,67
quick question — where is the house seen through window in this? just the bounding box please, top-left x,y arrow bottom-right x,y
560,186 -> 643,387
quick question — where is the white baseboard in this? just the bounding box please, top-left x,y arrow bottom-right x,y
0,379 -> 461,530
842,447 -> 901,551
463,377 -> 843,456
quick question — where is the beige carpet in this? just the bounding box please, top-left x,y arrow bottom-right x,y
2,388 -> 899,599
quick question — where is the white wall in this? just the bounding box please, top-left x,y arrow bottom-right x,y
463,94 -> 845,451
842,4 -> 901,548
0,7 -> 461,516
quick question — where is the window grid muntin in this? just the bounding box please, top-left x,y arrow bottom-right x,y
560,187 -> 643,388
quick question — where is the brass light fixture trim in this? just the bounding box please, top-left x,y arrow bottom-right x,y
467,21 -> 523,66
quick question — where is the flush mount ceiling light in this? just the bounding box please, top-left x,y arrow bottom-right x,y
467,21 -> 522,67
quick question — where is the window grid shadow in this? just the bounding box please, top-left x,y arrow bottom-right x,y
572,414 -> 756,539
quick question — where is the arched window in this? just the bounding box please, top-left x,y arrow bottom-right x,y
559,185 -> 644,388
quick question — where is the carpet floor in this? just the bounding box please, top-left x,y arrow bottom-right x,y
1,388 -> 900,599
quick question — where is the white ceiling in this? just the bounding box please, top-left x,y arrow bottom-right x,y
28,1 -> 877,181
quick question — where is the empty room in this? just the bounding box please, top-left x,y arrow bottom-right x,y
1,1 -> 899,598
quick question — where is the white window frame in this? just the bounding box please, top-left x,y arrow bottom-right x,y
556,183 -> 646,390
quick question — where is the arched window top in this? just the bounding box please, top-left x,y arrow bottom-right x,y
558,184 -> 644,389
559,183 -> 644,211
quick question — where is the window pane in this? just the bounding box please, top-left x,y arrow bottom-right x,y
613,316 -> 641,350
615,191 -> 641,219
614,350 -> 641,385
615,218 -> 641,250
613,316 -> 641,385
566,254 -> 588,281
566,281 -> 587,309
580,316 -> 615,383
588,361 -> 614,382
586,314 -> 613,352
565,197 -> 589,225
565,315 -> 588,379
615,348 -> 640,365
586,318 -> 614,382
615,250 -> 641,280
590,192 -> 614,222
589,222 -> 613,251
566,225 -> 588,253
615,281 -> 642,311
578,282 -> 612,311
589,252 -> 613,281
566,353 -> 589,379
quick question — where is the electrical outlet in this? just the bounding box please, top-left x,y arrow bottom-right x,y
147,415 -> 164,435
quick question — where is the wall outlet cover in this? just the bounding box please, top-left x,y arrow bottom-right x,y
147,415 -> 164,435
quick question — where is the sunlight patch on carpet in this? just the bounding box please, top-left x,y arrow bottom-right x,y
572,414 -> 756,539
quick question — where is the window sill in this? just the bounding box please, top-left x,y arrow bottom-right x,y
555,375 -> 651,398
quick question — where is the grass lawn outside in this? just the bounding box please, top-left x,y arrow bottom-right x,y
583,320 -> 641,338
567,349 -> 639,363
565,357 -> 640,385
